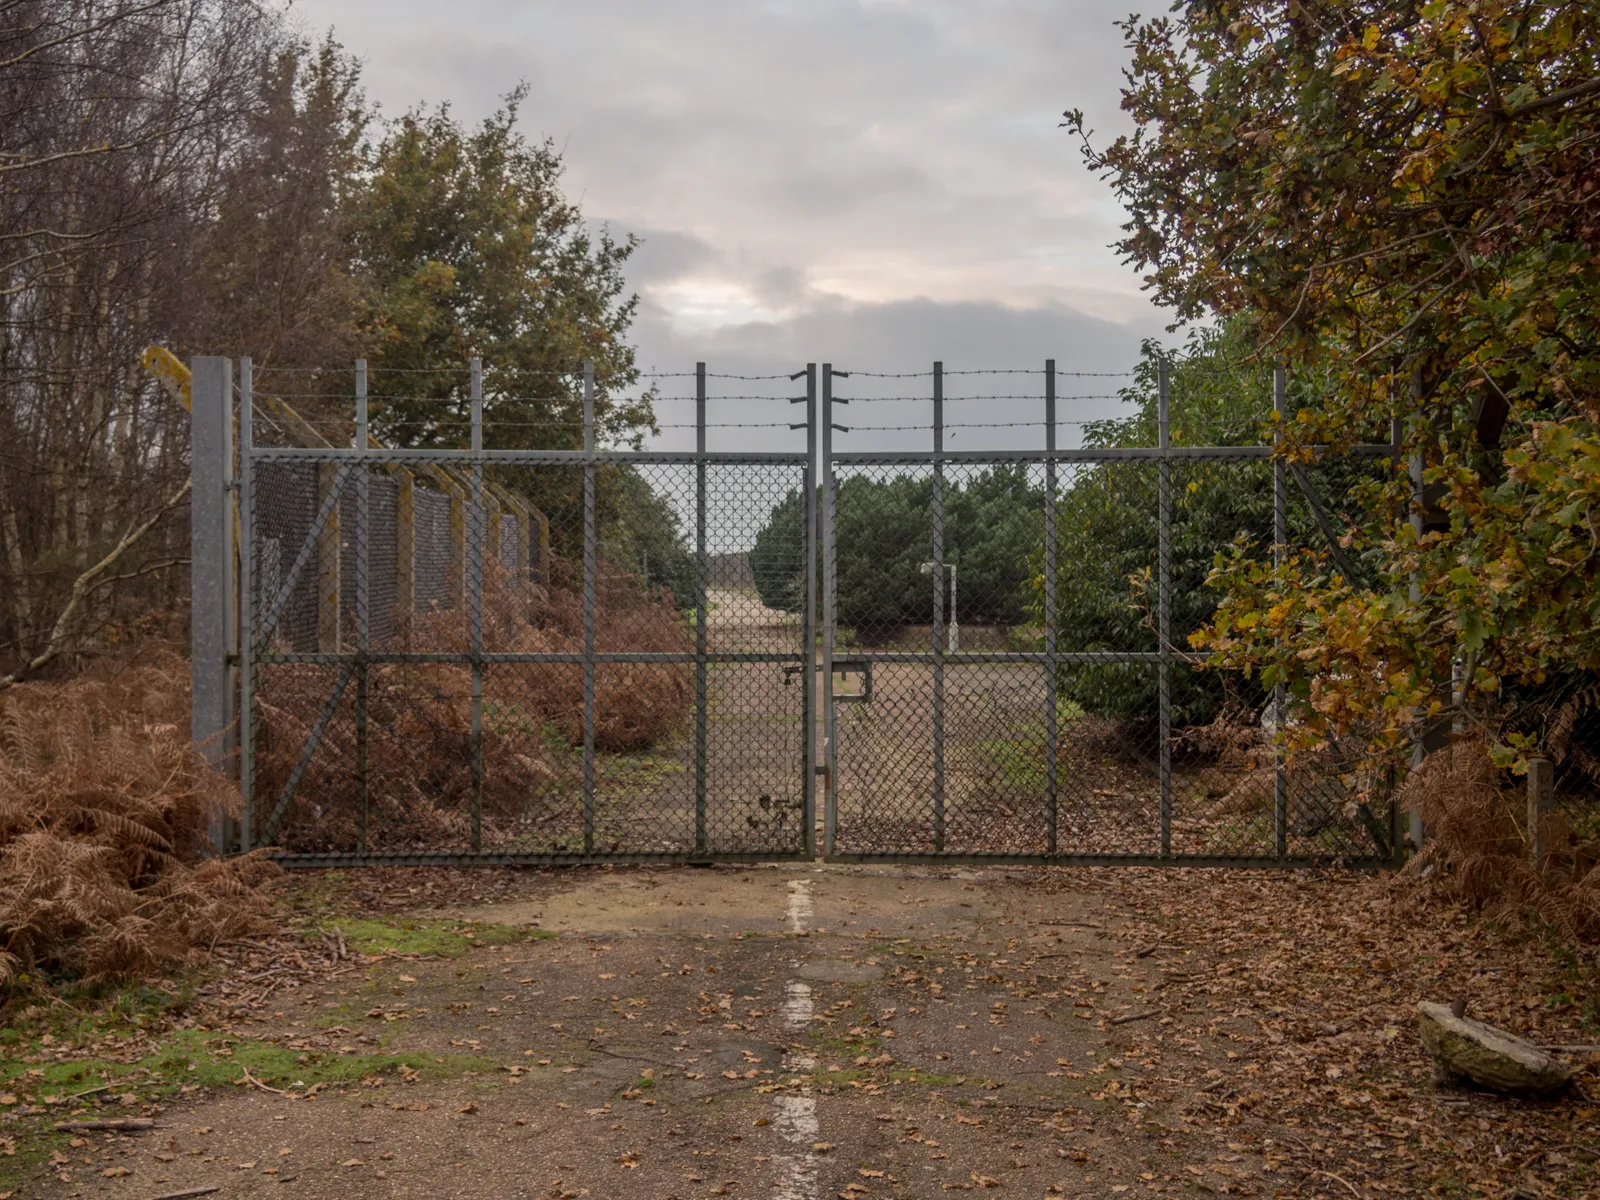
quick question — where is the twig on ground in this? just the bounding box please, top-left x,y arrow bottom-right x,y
584,1040 -> 681,1069
54,1118 -> 155,1133
1110,1009 -> 1163,1026
237,1066 -> 289,1096
142,1187 -> 222,1200
1037,920 -> 1102,929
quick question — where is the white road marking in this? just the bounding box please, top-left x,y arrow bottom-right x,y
774,879 -> 818,1200
786,878 -> 813,933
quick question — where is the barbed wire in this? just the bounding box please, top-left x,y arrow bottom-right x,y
840,420 -> 1106,431
944,369 -> 1136,377
832,401 -> 1132,412
396,419 -> 804,430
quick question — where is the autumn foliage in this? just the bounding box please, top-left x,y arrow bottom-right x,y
1070,1 -> 1600,767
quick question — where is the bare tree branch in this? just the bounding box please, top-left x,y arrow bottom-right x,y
0,479 -> 191,690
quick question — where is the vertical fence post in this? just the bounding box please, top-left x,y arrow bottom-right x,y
355,360 -> 371,852
1157,357 -> 1172,857
237,359 -> 254,853
821,364 -> 839,856
466,359 -> 484,851
1044,360 -> 1058,855
1272,361 -> 1289,859
695,362 -> 709,855
801,363 -> 818,858
930,361 -> 947,852
1527,757 -> 1553,864
190,357 -> 235,854
582,360 -> 597,853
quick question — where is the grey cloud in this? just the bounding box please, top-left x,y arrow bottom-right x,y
626,293 -> 1163,457
298,0 -> 1166,409
621,228 -> 720,285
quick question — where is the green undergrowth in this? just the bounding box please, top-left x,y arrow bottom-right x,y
312,916 -> 550,958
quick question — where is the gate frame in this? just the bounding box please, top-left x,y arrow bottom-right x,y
204,357 -> 817,866
817,361 -> 1405,868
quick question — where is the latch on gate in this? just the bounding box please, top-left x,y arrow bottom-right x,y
830,658 -> 872,703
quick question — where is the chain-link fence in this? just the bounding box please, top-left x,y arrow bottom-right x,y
226,356 -> 1408,866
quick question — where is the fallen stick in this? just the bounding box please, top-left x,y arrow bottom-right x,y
1038,920 -> 1102,929
237,1067 -> 289,1096
1110,1009 -> 1163,1026
53,1118 -> 155,1133
143,1187 -> 222,1200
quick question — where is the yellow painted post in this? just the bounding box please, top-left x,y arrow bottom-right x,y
395,469 -> 416,636
487,493 -> 503,579
489,483 -> 534,623
317,463 -> 342,652
448,489 -> 465,614
535,509 -> 549,585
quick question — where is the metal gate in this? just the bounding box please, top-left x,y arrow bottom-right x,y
230,359 -> 814,865
816,362 -> 1401,866
200,354 -> 1400,867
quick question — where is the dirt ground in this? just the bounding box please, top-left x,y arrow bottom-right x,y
5,864 -> 1597,1200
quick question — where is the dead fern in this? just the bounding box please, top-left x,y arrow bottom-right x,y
0,651 -> 275,988
254,555 -> 694,852
1403,738 -> 1600,943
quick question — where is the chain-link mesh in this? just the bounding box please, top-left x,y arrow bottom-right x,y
239,361 -> 1402,866
244,439 -> 813,862
824,451 -> 1395,864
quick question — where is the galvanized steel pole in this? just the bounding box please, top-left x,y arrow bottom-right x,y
469,358 -> 484,851
356,359 -> 372,852
931,361 -> 946,852
1044,359 -> 1058,855
801,363 -> 818,858
582,360 -> 597,852
238,359 -> 255,852
1157,357 -> 1172,857
821,364 -> 839,856
189,357 -> 235,855
694,362 -> 709,854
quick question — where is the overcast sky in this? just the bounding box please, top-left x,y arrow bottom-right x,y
291,0 -> 1170,452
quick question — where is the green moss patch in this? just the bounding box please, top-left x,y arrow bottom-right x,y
314,917 -> 552,958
